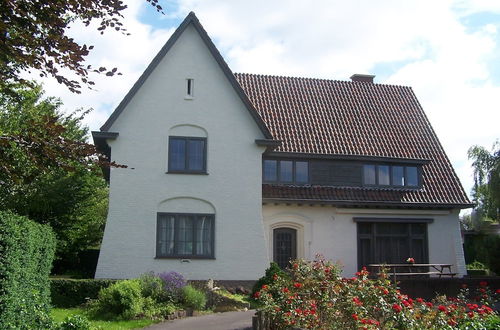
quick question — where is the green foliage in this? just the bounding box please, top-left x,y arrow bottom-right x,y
0,210 -> 56,329
464,234 -> 500,275
0,0 -> 163,93
467,261 -> 488,270
58,314 -> 93,330
51,279 -> 117,308
0,84 -> 109,272
89,280 -> 144,320
252,262 -> 290,299
468,141 -> 500,225
182,285 -> 207,310
51,308 -> 159,329
139,272 -> 173,304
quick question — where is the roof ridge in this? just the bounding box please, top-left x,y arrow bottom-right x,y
234,72 -> 413,89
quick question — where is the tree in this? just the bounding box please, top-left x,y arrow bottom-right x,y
0,0 -> 163,93
0,84 -> 109,269
468,141 -> 500,225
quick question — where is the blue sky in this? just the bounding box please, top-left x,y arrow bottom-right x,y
36,0 -> 500,206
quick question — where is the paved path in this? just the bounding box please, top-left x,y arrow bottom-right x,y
143,310 -> 255,330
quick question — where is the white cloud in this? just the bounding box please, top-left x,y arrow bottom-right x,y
32,0 -> 499,200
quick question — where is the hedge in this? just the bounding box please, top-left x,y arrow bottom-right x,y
51,278 -> 117,307
0,210 -> 56,329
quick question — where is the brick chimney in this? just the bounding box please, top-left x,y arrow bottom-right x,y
350,74 -> 375,83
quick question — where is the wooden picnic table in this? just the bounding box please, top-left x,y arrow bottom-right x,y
368,263 -> 456,282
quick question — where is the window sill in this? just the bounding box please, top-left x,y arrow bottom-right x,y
167,171 -> 208,175
155,256 -> 215,260
184,96 -> 194,100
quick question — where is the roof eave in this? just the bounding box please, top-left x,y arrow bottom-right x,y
262,197 -> 474,210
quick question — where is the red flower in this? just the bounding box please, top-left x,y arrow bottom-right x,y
479,281 -> 488,287
261,284 -> 268,290
438,305 -> 447,312
325,268 -> 330,274
294,308 -> 302,314
353,297 -> 363,306
496,289 -> 500,294
273,274 -> 278,281
416,298 -> 424,303
253,291 -> 261,298
402,300 -> 411,308
293,282 -> 302,288
381,288 -> 389,295
352,313 -> 359,320
293,263 -> 299,269
425,302 -> 433,308
392,304 -> 402,312
468,311 -> 474,318
282,287 -> 289,293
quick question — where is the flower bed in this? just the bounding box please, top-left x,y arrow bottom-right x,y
254,255 -> 500,329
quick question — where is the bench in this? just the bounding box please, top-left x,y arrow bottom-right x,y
368,264 -> 457,282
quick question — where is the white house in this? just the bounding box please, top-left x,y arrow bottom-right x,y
92,12 -> 472,280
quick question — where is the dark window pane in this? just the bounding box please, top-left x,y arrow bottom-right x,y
406,167 -> 418,186
263,160 -> 277,181
358,223 -> 372,235
169,139 -> 186,170
194,216 -> 212,256
378,166 -> 390,185
187,140 -> 205,171
392,166 -> 404,186
158,215 -> 175,255
280,161 -> 293,182
411,223 -> 426,235
363,165 -> 376,185
295,161 -> 308,183
176,215 -> 194,255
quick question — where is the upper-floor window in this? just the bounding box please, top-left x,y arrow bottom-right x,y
363,164 -> 419,187
168,136 -> 207,174
263,159 -> 309,184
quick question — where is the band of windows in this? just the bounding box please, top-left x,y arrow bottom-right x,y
363,164 -> 419,187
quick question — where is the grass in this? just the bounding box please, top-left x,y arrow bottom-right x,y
51,308 -> 159,329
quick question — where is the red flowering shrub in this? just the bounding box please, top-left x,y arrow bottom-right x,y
255,255 -> 499,329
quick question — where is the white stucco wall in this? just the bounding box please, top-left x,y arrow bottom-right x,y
95,24 -> 270,280
263,204 -> 466,278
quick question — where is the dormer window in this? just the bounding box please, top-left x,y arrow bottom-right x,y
363,164 -> 420,188
186,78 -> 194,99
263,159 -> 309,185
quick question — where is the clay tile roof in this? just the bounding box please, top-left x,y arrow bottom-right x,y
234,73 -> 472,208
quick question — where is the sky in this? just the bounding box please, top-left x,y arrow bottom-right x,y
36,0 -> 500,203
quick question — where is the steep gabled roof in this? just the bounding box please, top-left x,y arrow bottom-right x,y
99,12 -> 273,139
235,73 -> 472,208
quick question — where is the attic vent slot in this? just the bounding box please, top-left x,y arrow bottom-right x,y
186,78 -> 194,98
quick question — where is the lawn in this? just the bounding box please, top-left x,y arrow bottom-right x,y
51,308 -> 159,329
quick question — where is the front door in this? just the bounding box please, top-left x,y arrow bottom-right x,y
273,228 -> 297,269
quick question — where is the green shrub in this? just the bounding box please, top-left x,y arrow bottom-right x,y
139,272 -> 172,304
252,262 -> 290,299
182,285 -> 206,310
90,279 -> 144,320
58,314 -> 92,330
464,234 -> 500,275
51,278 -> 117,308
0,210 -> 56,329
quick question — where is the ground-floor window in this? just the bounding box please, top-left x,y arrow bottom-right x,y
356,220 -> 429,269
156,213 -> 214,258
